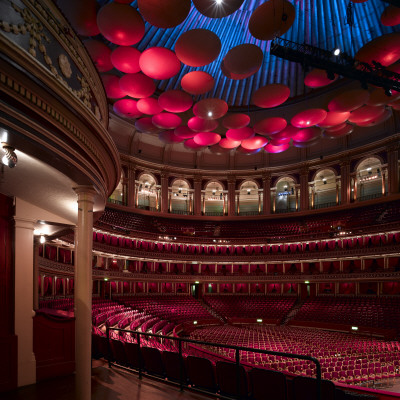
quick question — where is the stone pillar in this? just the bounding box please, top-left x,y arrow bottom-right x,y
271,189 -> 276,213
14,216 -> 36,387
161,173 -> 169,213
295,185 -> 299,211
194,177 -> 202,216
127,166 -> 136,208
263,173 -> 271,215
300,166 -> 309,211
227,177 -> 236,216
387,145 -> 399,194
340,160 -> 351,204
73,186 -> 97,400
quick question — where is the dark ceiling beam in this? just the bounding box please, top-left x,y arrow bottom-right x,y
270,37 -> 400,93
381,0 -> 400,7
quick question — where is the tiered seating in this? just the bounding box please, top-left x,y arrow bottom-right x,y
97,200 -> 400,240
292,296 -> 400,333
114,295 -> 217,324
203,295 -> 296,323
190,324 -> 400,385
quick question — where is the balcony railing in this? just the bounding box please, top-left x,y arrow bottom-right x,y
108,198 -> 126,206
313,202 -> 339,210
237,211 -> 260,216
358,193 -> 383,202
104,326 -> 322,400
170,209 -> 192,215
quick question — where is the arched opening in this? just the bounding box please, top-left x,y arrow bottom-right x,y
203,181 -> 225,216
355,157 -> 384,202
274,177 -> 297,213
313,169 -> 338,209
169,179 -> 193,215
236,180 -> 261,216
108,171 -> 126,205
136,173 -> 159,211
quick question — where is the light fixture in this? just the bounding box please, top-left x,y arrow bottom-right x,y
323,178 -> 327,184
384,88 -> 392,97
333,48 -> 341,56
193,320 -> 198,325
40,235 -> 46,244
208,111 -> 213,117
351,326 -> 358,331
1,144 -> 17,168
215,0 -> 223,4
304,280 -> 310,284
257,319 -> 263,323
104,278 -> 108,281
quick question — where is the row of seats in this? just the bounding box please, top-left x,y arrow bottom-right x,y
92,334 -> 377,400
293,296 -> 400,333
97,201 -> 400,240
202,295 -> 296,322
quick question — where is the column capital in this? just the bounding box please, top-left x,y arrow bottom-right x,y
262,172 -> 271,181
387,142 -> 400,152
13,217 -> 36,230
193,175 -> 202,184
73,185 -> 97,201
227,175 -> 236,185
299,164 -> 309,176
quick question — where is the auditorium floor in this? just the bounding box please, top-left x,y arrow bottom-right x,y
1,360 -> 212,400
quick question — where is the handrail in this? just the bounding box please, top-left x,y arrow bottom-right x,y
105,326 -> 322,400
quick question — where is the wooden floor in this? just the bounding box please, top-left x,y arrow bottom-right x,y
2,360 -> 212,400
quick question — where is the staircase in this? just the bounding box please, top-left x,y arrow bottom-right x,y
199,299 -> 227,323
281,298 -> 305,325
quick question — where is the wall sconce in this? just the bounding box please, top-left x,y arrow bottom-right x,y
1,144 -> 17,168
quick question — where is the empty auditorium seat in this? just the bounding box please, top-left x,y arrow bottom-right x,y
292,376 -> 336,400
141,347 -> 165,377
162,351 -> 187,383
186,356 -> 217,393
124,342 -> 142,369
250,368 -> 287,400
216,361 -> 248,398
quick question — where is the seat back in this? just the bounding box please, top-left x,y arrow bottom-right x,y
162,351 -> 187,383
141,346 -> 165,376
186,356 -> 217,392
124,342 -> 142,369
110,339 -> 127,365
292,376 -> 335,400
216,361 -> 248,398
250,368 -> 287,400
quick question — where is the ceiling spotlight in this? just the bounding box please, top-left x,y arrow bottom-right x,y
215,0 -> 223,4
1,145 -> 17,168
207,111 -> 213,117
40,235 -> 46,244
333,48 -> 341,56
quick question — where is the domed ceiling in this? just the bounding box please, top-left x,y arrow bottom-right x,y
57,0 -> 400,169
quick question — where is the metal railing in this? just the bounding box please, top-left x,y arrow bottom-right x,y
313,202 -> 338,210
104,326 -> 322,400
358,193 -> 382,202
236,211 -> 260,216
108,198 -> 126,206
170,209 -> 192,215
204,211 -> 225,216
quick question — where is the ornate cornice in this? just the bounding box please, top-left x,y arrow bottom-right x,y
0,0 -> 120,197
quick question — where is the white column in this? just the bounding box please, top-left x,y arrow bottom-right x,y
14,217 -> 36,387
74,186 -> 97,400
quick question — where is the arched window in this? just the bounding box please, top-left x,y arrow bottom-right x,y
170,179 -> 192,215
108,172 -> 126,205
313,169 -> 338,209
237,180 -> 261,216
274,177 -> 297,213
203,181 -> 225,216
355,157 -> 384,201
136,173 -> 158,210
